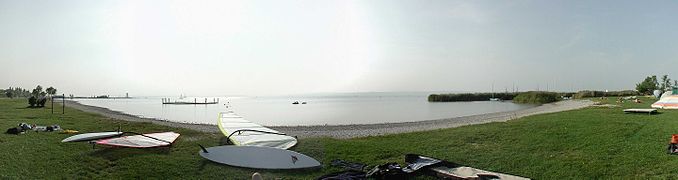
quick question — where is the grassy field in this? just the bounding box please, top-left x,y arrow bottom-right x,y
2,97 -> 678,179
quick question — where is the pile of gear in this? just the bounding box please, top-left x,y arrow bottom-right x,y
318,154 -> 529,180
5,123 -> 61,135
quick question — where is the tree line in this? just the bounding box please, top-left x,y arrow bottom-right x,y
1,85 -> 58,107
1,87 -> 31,98
428,92 -> 519,102
636,75 -> 677,95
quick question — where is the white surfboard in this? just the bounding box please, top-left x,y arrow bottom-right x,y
199,145 -> 321,169
96,132 -> 180,148
218,112 -> 297,149
431,166 -> 530,180
61,132 -> 123,142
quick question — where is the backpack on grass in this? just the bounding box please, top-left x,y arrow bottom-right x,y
6,127 -> 22,135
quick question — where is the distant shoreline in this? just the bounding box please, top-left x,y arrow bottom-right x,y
64,99 -> 593,139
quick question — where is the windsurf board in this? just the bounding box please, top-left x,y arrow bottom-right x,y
61,132 -> 123,142
199,145 -> 321,169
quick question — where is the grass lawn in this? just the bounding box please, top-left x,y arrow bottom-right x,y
1,97 -> 678,179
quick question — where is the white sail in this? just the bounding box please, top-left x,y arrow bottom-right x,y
217,112 -> 297,149
96,132 -> 180,148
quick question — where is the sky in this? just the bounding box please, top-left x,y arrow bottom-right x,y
1,0 -> 678,96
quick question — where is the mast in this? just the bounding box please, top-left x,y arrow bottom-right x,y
492,82 -> 495,98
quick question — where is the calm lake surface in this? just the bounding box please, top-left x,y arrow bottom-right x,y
74,93 -> 536,126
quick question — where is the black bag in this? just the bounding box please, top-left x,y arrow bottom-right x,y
6,127 -> 21,135
331,159 -> 368,171
668,143 -> 678,154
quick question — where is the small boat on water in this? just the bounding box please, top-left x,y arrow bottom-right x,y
301,102 -> 307,104
292,101 -> 300,105
489,98 -> 502,101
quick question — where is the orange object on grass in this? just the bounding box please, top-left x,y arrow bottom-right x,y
671,134 -> 678,144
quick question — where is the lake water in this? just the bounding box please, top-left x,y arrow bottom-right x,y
74,93 -> 536,126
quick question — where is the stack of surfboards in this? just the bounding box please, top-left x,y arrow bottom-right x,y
199,111 -> 320,170
62,131 -> 180,148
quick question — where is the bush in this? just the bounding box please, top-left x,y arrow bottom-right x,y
636,76 -> 658,95
37,97 -> 47,107
513,91 -> 559,104
28,96 -> 37,107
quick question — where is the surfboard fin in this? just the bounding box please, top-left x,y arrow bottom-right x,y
199,144 -> 209,153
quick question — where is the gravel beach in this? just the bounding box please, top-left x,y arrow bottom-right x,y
65,100 -> 593,139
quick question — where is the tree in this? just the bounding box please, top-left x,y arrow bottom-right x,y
46,87 -> 54,97
652,75 -> 659,89
28,85 -> 47,108
636,76 -> 659,95
661,75 -> 672,91
10,87 -> 29,97
32,85 -> 43,97
5,90 -> 13,98
28,96 -> 37,107
37,97 -> 47,107
46,87 -> 57,98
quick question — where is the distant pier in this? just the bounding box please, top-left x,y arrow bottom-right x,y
162,98 -> 219,105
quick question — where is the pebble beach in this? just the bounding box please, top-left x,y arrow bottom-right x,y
66,100 -> 593,139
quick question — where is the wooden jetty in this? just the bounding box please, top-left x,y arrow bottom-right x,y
162,98 -> 219,105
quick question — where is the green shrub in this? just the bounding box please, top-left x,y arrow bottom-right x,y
28,96 -> 37,107
513,91 -> 559,104
37,97 -> 47,107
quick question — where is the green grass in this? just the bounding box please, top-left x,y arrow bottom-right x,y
2,97 -> 678,179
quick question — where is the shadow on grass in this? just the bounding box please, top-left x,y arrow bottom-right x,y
88,146 -> 171,161
196,157 -> 321,174
22,106 -> 47,109
622,112 -> 663,115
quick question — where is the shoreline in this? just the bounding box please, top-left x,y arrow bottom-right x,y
64,100 -> 221,133
65,100 -> 593,139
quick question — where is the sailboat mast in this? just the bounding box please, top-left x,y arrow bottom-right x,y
492,83 -> 495,98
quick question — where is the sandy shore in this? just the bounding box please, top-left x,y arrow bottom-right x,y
65,100 -> 593,139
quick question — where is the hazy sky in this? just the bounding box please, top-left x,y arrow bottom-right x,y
2,0 -> 678,96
